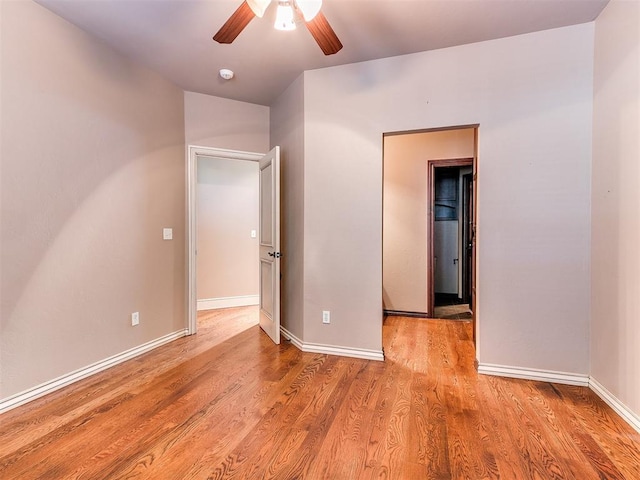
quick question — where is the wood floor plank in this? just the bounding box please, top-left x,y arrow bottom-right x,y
0,307 -> 259,459
487,376 -> 573,480
105,345 -> 307,479
474,374 -> 532,480
266,359 -> 366,480
3,331 -> 265,479
410,371 -> 451,479
304,359 -> 385,479
1,309 -> 639,479
556,384 -> 640,479
197,354 -> 342,479
534,382 -> 626,479
175,358 -> 313,479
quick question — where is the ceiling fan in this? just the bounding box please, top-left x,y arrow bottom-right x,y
213,0 -> 343,55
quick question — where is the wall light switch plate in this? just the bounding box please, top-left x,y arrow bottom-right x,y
251,230 -> 257,238
322,311 -> 331,324
131,312 -> 140,326
163,228 -> 173,240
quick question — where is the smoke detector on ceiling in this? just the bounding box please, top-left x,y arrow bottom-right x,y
219,68 -> 234,80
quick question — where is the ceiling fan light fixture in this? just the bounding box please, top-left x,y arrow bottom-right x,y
246,0 -> 270,18
274,1 -> 296,31
213,0 -> 341,56
295,0 -> 322,22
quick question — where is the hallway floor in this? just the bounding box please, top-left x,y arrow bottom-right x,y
433,302 -> 472,320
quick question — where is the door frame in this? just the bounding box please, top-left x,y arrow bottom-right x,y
186,145 -> 264,335
427,158 -> 474,318
461,172 -> 473,305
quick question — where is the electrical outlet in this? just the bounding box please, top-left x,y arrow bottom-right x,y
322,310 -> 330,324
131,312 -> 139,326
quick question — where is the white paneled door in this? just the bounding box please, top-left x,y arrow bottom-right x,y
258,147 -> 281,344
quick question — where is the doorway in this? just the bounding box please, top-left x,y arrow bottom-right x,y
186,146 -> 282,344
186,146 -> 263,335
430,162 -> 473,320
195,155 -> 260,313
382,125 -> 478,341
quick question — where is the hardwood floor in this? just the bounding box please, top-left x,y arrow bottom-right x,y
1,307 -> 639,479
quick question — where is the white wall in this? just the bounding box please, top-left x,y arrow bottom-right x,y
1,1 -> 185,399
592,0 -> 640,421
184,91 -> 269,153
196,158 -> 259,305
383,129 -> 475,313
303,24 -> 593,372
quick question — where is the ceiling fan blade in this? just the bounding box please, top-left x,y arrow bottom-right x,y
213,1 -> 256,44
305,11 -> 343,55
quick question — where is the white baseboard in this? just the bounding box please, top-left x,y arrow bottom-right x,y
589,377 -> 640,434
281,326 -> 305,350
477,363 -> 589,386
197,295 -> 259,311
0,329 -> 188,414
281,327 -> 384,362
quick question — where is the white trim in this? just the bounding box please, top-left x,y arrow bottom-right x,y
477,363 -> 589,386
186,145 -> 265,336
197,295 -> 259,311
281,326 -> 305,350
281,327 -> 384,362
589,377 -> 640,434
0,329 -> 187,414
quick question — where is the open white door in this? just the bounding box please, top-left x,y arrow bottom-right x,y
258,147 -> 281,344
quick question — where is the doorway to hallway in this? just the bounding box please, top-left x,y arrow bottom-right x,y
382,125 -> 478,342
186,146 -> 282,345
431,162 -> 473,320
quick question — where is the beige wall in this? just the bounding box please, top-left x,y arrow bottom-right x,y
270,75 -> 305,339
592,0 -> 640,420
1,1 -> 186,398
184,91 -> 269,153
196,157 -> 259,301
383,129 -> 475,313
303,24 -> 593,370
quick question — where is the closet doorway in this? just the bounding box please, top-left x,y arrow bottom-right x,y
428,160 -> 473,320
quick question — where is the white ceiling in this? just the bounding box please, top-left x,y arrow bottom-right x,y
36,0 -> 608,106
